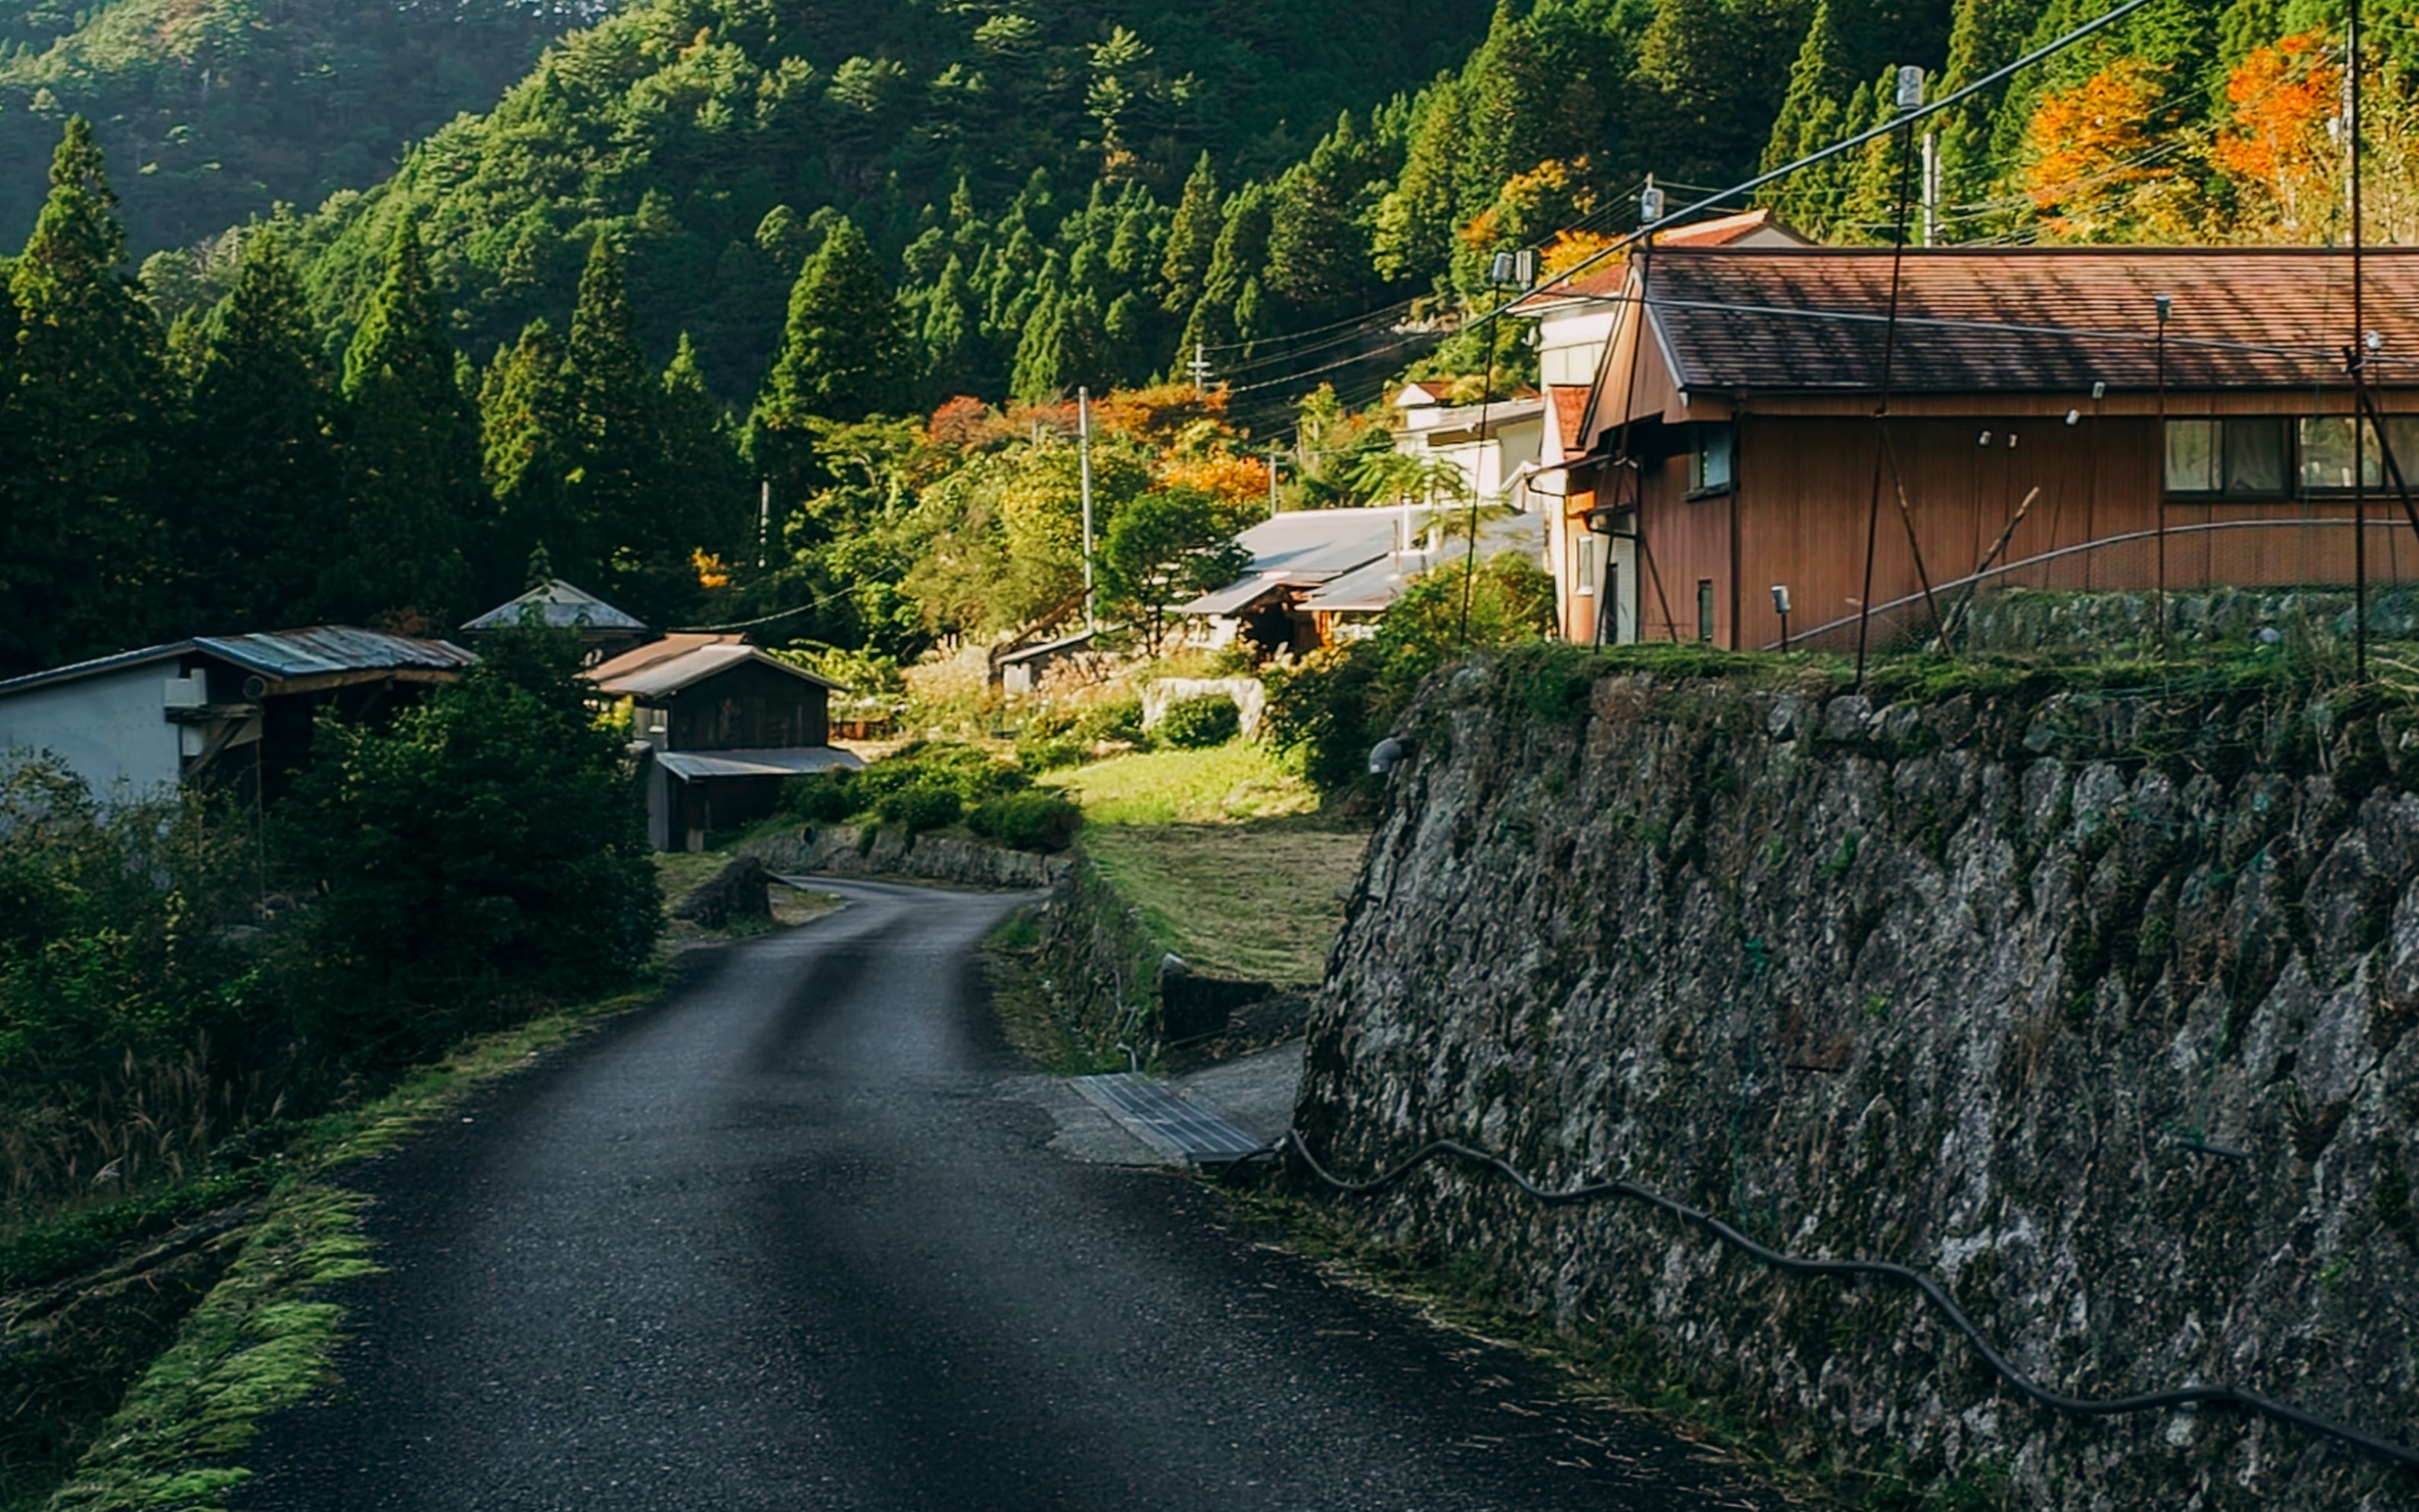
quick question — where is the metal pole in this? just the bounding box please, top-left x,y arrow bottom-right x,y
757,479 -> 770,570
1079,385 -> 1097,632
1268,444 -> 1281,518
2352,0 -> 2370,680
2155,296 -> 2169,650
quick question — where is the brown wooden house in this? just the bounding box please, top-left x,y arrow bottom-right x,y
1551,246 -> 2419,652
588,635 -> 858,850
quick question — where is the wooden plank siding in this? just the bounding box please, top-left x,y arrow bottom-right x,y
1625,409 -> 2419,653
657,662 -> 831,751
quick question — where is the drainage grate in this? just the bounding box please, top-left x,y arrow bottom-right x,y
1072,1074 -> 1268,1165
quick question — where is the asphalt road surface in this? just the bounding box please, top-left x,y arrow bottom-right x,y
234,877 -> 1789,1512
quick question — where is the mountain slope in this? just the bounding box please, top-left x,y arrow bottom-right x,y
0,0 -> 614,253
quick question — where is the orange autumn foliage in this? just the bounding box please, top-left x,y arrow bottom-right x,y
2025,61 -> 2174,237
2212,33 -> 2341,236
1156,450 -> 1272,506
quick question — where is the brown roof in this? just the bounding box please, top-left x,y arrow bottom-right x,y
1646,246 -> 2419,394
1530,209 -> 1799,306
1548,384 -> 1593,453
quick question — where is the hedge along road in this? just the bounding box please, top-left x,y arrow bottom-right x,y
231,877 -> 1787,1511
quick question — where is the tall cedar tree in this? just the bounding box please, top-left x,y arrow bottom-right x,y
1158,154 -> 1219,317
177,231 -> 343,630
1177,181 -> 1274,367
0,117 -> 161,676
564,234 -> 672,616
1266,115 -> 1377,323
659,333 -> 749,584
752,216 -> 906,519
479,317 -> 577,604
338,216 -> 481,629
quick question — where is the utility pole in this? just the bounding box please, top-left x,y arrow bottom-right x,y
1186,342 -> 1212,393
1079,385 -> 1097,632
1921,130 -> 1941,247
756,479 -> 770,569
1267,444 -> 1281,518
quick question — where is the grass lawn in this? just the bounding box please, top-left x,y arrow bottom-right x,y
1048,744 -> 1369,988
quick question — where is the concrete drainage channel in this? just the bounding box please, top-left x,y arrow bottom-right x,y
1016,1042 -> 1304,1168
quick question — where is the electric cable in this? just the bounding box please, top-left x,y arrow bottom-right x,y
1264,1128 -> 2419,1473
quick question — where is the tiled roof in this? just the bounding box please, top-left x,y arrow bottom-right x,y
1523,209 -> 1798,307
1548,385 -> 1593,454
1646,246 -> 2419,393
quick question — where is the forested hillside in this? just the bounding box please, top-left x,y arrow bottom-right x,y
0,0 -> 613,253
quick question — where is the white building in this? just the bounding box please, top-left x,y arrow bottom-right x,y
0,628 -> 477,805
1387,382 -> 1546,506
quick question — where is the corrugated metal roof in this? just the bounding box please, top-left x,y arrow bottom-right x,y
1230,508 -> 1402,578
192,628 -> 479,680
590,641 -> 844,700
461,580 -> 647,634
998,631 -> 1097,666
1646,246 -> 2419,394
0,628 -> 475,699
1300,512 -> 1546,614
654,746 -> 864,780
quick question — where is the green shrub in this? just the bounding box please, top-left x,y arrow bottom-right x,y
1158,692 -> 1241,749
1016,734 -> 1090,772
855,741 -> 1027,810
874,783 -> 963,832
1072,697 -> 1146,744
967,792 -> 1084,852
785,768 -> 860,822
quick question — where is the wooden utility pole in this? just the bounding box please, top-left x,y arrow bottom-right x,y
1079,386 -> 1097,631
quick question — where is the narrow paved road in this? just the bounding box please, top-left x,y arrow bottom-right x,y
235,878 -> 1787,1511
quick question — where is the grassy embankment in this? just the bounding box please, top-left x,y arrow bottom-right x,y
1046,743 -> 1369,987
5,848 -> 830,1512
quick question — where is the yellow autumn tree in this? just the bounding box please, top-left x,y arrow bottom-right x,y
2211,33 -> 2342,240
2024,61 -> 2177,240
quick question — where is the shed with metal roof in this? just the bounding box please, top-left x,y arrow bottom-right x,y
0,628 -> 476,805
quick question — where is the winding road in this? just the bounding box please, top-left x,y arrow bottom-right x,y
233,877 -> 1787,1511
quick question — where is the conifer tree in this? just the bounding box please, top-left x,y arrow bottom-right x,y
1267,116 -> 1376,323
0,117 -> 163,671
750,217 -> 907,527
479,318 -> 576,604
659,333 -> 748,578
1176,182 -> 1273,372
1158,153 -> 1219,315
174,232 -> 342,630
921,253 -> 981,399
337,215 -> 482,629
564,234 -> 666,602
760,216 -> 907,424
1373,82 -> 1468,283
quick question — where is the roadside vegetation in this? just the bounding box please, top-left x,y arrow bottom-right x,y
0,623 -> 657,1510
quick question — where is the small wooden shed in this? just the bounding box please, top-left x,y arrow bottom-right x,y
587,635 -> 858,850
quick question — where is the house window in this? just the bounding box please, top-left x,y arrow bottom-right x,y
1697,580 -> 1715,643
1688,424 -> 1735,497
2300,416 -> 2386,492
1574,536 -> 1597,597
2163,418 -> 2289,498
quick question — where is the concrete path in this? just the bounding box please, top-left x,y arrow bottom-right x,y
232,877 -> 1788,1511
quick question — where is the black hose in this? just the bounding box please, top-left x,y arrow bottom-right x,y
1273,1128 -> 2419,1473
